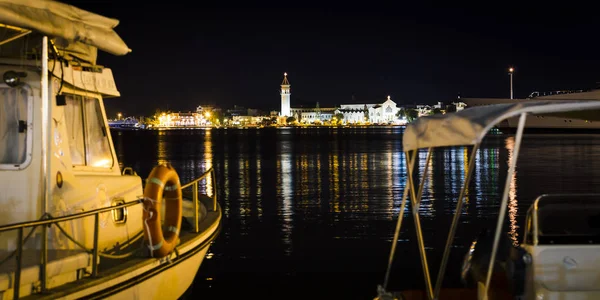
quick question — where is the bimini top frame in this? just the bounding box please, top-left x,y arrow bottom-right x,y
379,100 -> 600,300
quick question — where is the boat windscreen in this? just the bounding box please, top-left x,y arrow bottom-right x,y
538,202 -> 600,244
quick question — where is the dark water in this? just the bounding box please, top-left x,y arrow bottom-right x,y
111,128 -> 600,299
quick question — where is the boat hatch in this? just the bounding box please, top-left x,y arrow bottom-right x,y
0,84 -> 33,170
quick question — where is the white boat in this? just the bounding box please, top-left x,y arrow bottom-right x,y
108,117 -> 146,130
0,1 -> 222,299
460,89 -> 600,132
375,100 -> 600,299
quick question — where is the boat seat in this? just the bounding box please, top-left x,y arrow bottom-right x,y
532,245 -> 600,292
0,249 -> 91,298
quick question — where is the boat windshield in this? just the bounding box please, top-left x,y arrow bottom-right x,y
538,200 -> 600,244
0,86 -> 29,167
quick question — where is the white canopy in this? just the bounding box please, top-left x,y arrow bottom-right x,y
0,0 -> 130,56
402,100 -> 600,151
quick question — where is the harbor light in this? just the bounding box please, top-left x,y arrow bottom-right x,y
508,67 -> 514,99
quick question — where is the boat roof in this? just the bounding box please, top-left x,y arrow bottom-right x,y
403,100 -> 600,151
0,0 -> 130,56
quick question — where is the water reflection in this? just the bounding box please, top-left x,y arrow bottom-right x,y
505,137 -> 519,246
156,130 -> 169,166
204,130 -> 213,198
330,148 -> 340,214
255,141 -> 263,219
416,149 -> 434,217
278,139 -> 294,255
110,128 -> 600,297
391,145 -> 404,220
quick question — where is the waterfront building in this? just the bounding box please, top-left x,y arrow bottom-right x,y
157,111 -> 211,127
291,102 -> 337,124
368,96 -> 400,123
336,104 -> 372,123
337,96 -> 400,124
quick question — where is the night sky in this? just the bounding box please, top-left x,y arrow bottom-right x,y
61,1 -> 600,118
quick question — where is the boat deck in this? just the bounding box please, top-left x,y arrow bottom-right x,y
390,272 -> 514,300
396,289 -> 476,300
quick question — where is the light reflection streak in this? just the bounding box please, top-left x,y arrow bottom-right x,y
414,149 -> 434,217
239,158 -> 250,218
204,130 -> 213,198
444,147 -> 465,214
474,147 -> 483,211
425,150 -> 434,216
391,148 -> 404,220
330,149 -> 340,214
279,141 -> 294,255
222,138 -> 230,218
463,147 -> 470,213
385,149 -> 392,218
316,152 -> 321,206
505,137 -> 519,246
156,132 -> 168,166
255,142 -> 263,219
299,154 -> 309,207
359,152 -> 369,212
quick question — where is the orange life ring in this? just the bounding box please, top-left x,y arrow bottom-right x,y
142,163 -> 182,258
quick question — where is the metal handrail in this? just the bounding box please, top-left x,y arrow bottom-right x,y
0,199 -> 142,299
181,167 -> 218,232
0,200 -> 143,233
0,166 -> 218,299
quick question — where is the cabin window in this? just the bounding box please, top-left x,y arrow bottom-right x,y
0,86 -> 31,169
64,94 -> 113,168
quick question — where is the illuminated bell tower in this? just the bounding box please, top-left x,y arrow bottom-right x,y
280,72 -> 291,117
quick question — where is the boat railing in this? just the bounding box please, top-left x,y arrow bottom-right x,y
0,200 -> 142,299
181,167 -> 218,233
0,166 -> 217,299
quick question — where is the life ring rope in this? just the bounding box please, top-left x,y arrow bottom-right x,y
142,199 -> 158,254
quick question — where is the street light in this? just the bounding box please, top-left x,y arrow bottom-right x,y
508,67 -> 514,99
117,112 -> 122,120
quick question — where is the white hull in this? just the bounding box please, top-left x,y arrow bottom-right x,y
461,89 -> 600,131
66,219 -> 218,300
111,247 -> 208,300
502,115 -> 600,131
77,232 -> 214,300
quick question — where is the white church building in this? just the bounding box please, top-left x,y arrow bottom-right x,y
337,96 -> 400,124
